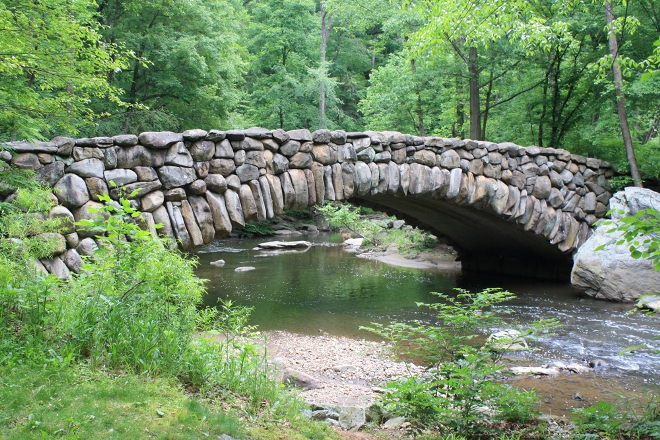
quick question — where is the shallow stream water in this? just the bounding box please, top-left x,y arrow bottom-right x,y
194,233 -> 659,416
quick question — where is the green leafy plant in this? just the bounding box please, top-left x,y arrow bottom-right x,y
361,288 -> 557,435
596,208 -> 660,271
238,221 -> 275,237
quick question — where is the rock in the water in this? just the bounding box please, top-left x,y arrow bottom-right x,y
509,366 -> 560,376
571,187 -> 660,301
486,329 -> 529,351
256,241 -> 312,250
637,293 -> 660,312
210,259 -> 225,267
235,266 -> 255,272
343,238 -> 363,248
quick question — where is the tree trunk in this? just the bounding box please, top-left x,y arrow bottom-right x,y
410,58 -> 425,136
605,1 -> 643,187
468,47 -> 481,140
454,76 -> 465,138
319,2 -> 332,129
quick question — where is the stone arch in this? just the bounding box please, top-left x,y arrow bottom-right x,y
2,127 -> 614,280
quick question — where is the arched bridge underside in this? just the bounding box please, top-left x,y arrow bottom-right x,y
4,128 -> 614,281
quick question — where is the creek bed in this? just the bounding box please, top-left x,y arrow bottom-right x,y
194,233 -> 659,416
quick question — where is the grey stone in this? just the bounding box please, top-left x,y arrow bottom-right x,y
272,129 -> 290,144
286,129 -> 312,142
312,143 -> 338,165
113,134 -> 138,147
62,249 -> 84,273
236,164 -> 259,183
356,147 -> 375,163
166,202 -> 192,251
224,189 -> 245,228
280,140 -> 301,157
72,201 -> 105,237
239,184 -> 258,222
249,180 -> 267,221
330,130 -> 347,145
165,142 -> 193,167
205,174 -> 227,193
54,174 -> 90,209
532,175 -> 552,200
289,152 -> 313,169
104,169 -> 138,187
265,174 -> 284,215
205,191 -> 232,237
73,147 -> 103,161
164,188 -> 187,201
103,146 -> 118,169
141,191 -> 164,212
312,129 -> 331,143
193,161 -> 209,179
189,140 -> 215,161
180,200 -> 204,248
226,175 -> 241,191
52,136 -> 76,155
209,158 -> 236,176
41,256 -> 71,280
48,205 -> 76,234
188,179 -> 207,195
439,150 -> 460,169
76,237 -> 98,257
133,166 -> 158,181
157,166 -> 196,189
270,153 -> 289,174
233,149 -> 246,166
152,205 -> 174,239
206,130 -> 226,142
66,158 -> 104,178
138,131 -> 183,149
214,139 -> 234,158
182,129 -> 207,141
85,177 -> 108,202
117,145 -> 165,168
36,161 -> 65,187
245,150 -> 266,168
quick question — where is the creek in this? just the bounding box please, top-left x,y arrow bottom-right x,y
194,233 -> 659,416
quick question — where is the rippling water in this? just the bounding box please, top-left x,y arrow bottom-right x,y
194,233 -> 659,393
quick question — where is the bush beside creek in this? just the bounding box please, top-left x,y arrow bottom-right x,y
1,168 -> 659,439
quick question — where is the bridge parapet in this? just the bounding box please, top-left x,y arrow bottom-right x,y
2,128 -> 615,279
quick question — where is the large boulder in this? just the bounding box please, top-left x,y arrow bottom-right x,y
571,187 -> 660,301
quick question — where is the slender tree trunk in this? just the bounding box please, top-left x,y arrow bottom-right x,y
481,71 -> 493,140
605,1 -> 643,187
410,58 -> 425,136
319,2 -> 332,129
454,76 -> 465,138
468,47 -> 481,140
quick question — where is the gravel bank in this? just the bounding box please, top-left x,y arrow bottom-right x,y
266,331 -> 424,407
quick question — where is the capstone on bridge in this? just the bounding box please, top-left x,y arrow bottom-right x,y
2,128 -> 615,280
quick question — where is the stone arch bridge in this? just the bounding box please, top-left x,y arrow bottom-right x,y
3,128 -> 614,280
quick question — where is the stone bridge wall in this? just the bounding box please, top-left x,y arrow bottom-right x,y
1,128 -> 614,279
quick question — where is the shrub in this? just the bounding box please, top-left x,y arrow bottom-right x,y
361,288 -> 558,435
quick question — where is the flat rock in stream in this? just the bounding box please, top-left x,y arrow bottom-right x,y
510,367 -> 561,376
255,240 -> 311,249
234,266 -> 255,272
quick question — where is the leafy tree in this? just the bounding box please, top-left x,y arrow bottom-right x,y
244,0 -> 320,129
0,0 -> 129,140
86,0 -> 247,135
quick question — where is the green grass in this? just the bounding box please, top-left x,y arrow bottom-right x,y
0,364 -> 243,439
0,363 -> 343,440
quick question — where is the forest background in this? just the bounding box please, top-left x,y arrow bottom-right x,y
2,0 -> 660,184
